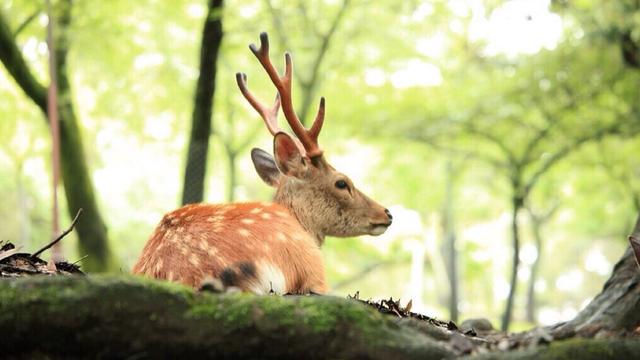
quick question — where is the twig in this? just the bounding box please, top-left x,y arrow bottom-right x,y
72,254 -> 89,265
32,208 -> 83,259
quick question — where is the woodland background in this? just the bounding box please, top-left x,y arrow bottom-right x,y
1,0 -> 639,333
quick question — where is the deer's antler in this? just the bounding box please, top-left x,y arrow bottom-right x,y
236,32 -> 325,159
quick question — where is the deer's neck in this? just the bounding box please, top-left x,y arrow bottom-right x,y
273,194 -> 325,247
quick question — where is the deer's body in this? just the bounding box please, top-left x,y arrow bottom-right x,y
133,33 -> 392,294
132,202 -> 326,293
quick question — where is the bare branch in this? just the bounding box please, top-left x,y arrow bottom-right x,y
13,10 -> 40,37
522,121 -> 629,197
32,208 -> 83,259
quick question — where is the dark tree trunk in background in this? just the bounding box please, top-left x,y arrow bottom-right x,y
55,0 -> 112,271
181,0 -> 223,205
0,4 -> 113,271
552,214 -> 640,337
502,192 -> 524,331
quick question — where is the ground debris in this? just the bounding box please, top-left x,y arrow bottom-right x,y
348,291 -> 453,327
0,242 -> 83,277
344,290 -> 638,356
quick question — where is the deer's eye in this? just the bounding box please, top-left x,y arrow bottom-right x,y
335,180 -> 348,190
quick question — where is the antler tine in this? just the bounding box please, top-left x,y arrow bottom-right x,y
277,51 -> 324,158
309,97 -> 325,143
245,32 -> 325,158
235,72 -> 281,135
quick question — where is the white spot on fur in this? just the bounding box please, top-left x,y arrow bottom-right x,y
198,240 -> 210,251
237,228 -> 251,237
250,207 -> 262,214
260,213 -> 272,220
247,261 -> 286,295
189,254 -> 200,266
275,232 -> 287,242
241,218 -> 255,225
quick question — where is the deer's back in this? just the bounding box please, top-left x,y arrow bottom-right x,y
132,202 -> 326,294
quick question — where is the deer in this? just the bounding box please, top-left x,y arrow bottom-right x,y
132,32 -> 393,294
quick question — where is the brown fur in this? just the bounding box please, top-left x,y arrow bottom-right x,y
132,202 -> 327,293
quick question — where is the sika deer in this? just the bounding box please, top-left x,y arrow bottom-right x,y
132,33 -> 392,294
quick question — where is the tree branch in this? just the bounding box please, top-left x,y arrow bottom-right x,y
0,10 -> 47,115
13,10 -> 40,37
522,121 -> 629,197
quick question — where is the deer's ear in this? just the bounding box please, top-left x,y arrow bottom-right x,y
251,148 -> 281,187
273,132 -> 305,177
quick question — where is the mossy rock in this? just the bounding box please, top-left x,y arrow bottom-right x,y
0,275 -> 454,359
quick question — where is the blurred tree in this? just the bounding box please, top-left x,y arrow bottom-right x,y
265,0 -> 351,125
595,139 -> 640,213
409,35 -> 640,330
215,65 -> 261,202
181,0 -> 224,205
524,201 -> 559,324
0,2 -> 113,271
441,159 -> 461,322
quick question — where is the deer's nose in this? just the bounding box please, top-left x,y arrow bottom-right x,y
384,208 -> 393,220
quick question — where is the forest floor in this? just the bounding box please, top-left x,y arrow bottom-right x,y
1,241 -> 639,359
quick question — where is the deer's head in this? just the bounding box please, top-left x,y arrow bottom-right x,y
237,33 -> 392,242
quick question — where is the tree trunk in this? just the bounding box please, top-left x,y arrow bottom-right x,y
54,1 -> 113,271
226,150 -> 237,202
525,215 -> 543,323
552,214 -> 640,337
501,194 -> 523,331
181,0 -> 224,205
0,4 -> 113,271
442,160 -> 459,322
0,275 -> 455,360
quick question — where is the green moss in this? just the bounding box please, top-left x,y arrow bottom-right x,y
0,275 -> 456,359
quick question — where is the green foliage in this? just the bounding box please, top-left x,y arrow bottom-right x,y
1,0 -> 639,327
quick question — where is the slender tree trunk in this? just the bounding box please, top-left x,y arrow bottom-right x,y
442,160 -> 459,322
54,0 -> 112,271
525,216 -> 543,323
181,0 -> 224,205
15,162 -> 30,248
226,151 -> 237,202
0,4 -> 113,271
502,193 -> 524,331
47,0 -> 63,262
